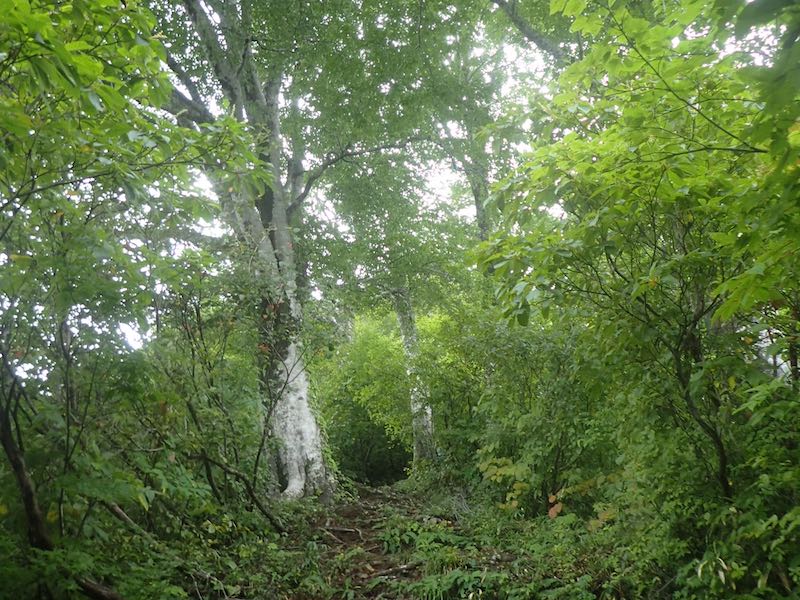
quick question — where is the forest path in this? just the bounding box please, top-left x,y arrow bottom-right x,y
304,483 -> 520,599
311,484 -> 427,598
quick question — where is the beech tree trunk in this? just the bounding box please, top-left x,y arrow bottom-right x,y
166,0 -> 333,499
261,254 -> 331,498
222,147 -> 332,499
391,286 -> 436,462
466,160 -> 490,241
166,0 -> 420,496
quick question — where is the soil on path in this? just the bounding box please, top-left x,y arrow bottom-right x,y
310,484 -> 428,599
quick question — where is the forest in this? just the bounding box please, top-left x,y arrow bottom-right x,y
0,0 -> 798,598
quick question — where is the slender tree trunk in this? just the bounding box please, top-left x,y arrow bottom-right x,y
391,286 -> 435,462
673,344 -> 732,499
789,302 -> 799,387
0,361 -> 124,599
0,402 -> 53,551
443,123 -> 491,240
466,165 -> 490,241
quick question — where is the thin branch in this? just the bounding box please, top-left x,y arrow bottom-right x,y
610,11 -> 765,153
374,561 -> 423,578
634,145 -> 766,163
288,137 -> 423,214
191,453 -> 286,533
103,502 -> 150,537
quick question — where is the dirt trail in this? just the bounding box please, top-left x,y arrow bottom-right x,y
312,484 -> 425,598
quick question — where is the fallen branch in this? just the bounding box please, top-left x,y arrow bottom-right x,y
103,502 -> 149,536
321,529 -> 345,544
373,561 -> 422,578
324,526 -> 363,541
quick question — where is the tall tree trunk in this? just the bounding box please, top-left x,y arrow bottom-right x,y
221,161 -> 331,499
166,0 -> 333,499
391,286 -> 435,462
466,162 -> 490,241
261,213 -> 331,498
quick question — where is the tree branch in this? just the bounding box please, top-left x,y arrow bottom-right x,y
181,0 -> 244,112
190,453 -> 286,533
0,358 -> 124,600
165,88 -> 215,125
76,579 -> 125,600
165,52 -> 203,105
610,11 -> 765,153
288,137 -> 423,214
491,0 -> 567,64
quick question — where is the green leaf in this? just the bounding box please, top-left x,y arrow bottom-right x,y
562,0 -> 586,18
87,90 -> 104,111
735,0 -> 792,37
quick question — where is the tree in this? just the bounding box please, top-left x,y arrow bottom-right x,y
0,0 -> 242,596
155,0 -> 481,496
306,158 -> 473,462
157,0 -> 364,498
479,0 -> 800,593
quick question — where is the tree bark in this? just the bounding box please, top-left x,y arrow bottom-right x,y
672,344 -> 732,499
169,0 -> 332,499
270,338 -> 330,498
789,303 -> 799,387
0,399 -> 53,551
465,157 -> 490,241
391,286 -> 436,462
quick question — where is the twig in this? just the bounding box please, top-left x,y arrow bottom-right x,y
608,9 -> 764,153
373,561 -> 422,578
324,526 -> 363,541
321,528 -> 344,544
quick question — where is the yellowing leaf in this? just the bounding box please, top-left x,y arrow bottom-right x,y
597,508 -> 616,522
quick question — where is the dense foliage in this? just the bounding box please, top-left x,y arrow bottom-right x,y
1,0 -> 797,598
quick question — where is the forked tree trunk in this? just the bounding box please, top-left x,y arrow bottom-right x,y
169,0 -> 417,496
391,286 -> 436,462
167,0 -> 333,499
